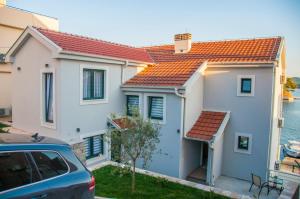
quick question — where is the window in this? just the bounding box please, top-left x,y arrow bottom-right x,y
127,95 -> 139,116
148,96 -> 164,120
237,75 -> 255,96
83,69 -> 105,100
31,151 -> 68,180
43,73 -> 54,123
241,78 -> 252,93
234,133 -> 252,154
0,152 -> 39,192
84,134 -> 104,159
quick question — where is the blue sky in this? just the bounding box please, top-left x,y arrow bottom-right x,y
7,0 -> 300,76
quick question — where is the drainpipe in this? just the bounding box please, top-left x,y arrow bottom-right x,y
174,88 -> 186,136
121,60 -> 129,84
174,87 -> 186,178
208,137 -> 215,186
266,61 -> 277,180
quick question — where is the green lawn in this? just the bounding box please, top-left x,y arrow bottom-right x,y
0,123 -> 8,133
92,165 -> 228,199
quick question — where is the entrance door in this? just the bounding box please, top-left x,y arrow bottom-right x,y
201,142 -> 208,168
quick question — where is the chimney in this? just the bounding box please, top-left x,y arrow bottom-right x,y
174,33 -> 192,53
0,0 -> 6,7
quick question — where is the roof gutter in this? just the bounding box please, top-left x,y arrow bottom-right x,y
56,50 -> 152,66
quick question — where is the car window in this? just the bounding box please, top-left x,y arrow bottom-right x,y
0,152 -> 40,192
31,151 -> 68,180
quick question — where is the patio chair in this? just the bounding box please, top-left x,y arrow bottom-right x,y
292,160 -> 300,173
249,173 -> 268,198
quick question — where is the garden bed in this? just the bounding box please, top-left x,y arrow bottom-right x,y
92,165 -> 229,199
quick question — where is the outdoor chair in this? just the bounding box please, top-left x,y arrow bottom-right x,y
293,160 -> 300,173
249,173 -> 268,198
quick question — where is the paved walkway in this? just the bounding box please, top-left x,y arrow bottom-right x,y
215,176 -> 279,199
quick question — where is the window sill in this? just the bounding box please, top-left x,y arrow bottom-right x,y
237,93 -> 254,97
234,149 -> 251,155
149,118 -> 166,125
41,122 -> 56,129
80,99 -> 108,105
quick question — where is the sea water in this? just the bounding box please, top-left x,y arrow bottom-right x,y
281,89 -> 300,144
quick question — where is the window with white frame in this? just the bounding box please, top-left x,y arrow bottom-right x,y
234,133 -> 252,154
84,134 -> 104,159
147,96 -> 164,121
237,75 -> 255,96
41,71 -> 55,126
83,69 -> 105,100
126,95 -> 139,116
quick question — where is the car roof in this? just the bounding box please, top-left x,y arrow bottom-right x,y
0,133 -> 68,145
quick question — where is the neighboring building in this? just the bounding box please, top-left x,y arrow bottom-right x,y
6,26 -> 286,186
0,0 -> 58,116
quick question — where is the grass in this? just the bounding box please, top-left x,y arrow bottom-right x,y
92,165 -> 228,199
0,123 -> 9,133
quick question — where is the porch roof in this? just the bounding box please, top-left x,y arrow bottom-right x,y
186,111 -> 227,141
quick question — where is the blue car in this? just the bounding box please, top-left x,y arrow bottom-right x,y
0,133 -> 95,199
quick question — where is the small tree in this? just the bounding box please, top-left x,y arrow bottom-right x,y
284,77 -> 297,91
107,109 -> 160,192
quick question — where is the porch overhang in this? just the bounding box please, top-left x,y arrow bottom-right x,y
185,111 -> 230,144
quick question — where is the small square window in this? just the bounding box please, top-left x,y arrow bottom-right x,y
241,78 -> 252,93
148,96 -> 163,120
234,133 -> 252,154
126,95 -> 139,116
238,136 -> 249,150
237,75 -> 255,96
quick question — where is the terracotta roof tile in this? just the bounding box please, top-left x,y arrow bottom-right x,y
124,60 -> 203,87
186,111 -> 226,141
145,37 -> 281,63
34,27 -> 153,63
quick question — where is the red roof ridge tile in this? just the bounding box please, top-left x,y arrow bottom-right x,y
33,26 -> 149,53
142,36 -> 282,49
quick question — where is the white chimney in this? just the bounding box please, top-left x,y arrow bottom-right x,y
174,33 -> 192,54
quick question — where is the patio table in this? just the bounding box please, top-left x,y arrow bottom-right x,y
264,176 -> 284,195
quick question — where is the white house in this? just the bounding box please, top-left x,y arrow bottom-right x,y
0,1 -> 58,116
6,26 -> 286,185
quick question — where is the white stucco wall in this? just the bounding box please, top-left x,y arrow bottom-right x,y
204,66 -> 274,181
0,63 -> 11,109
180,139 -> 202,179
184,73 -> 204,133
11,36 -> 61,138
59,59 -> 125,144
211,133 -> 224,184
0,6 -> 59,54
268,55 -> 284,171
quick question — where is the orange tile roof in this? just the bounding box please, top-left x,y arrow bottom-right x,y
186,111 -> 226,141
146,37 -> 282,63
112,118 -> 131,129
35,27 -> 153,63
125,37 -> 282,87
124,60 -> 204,87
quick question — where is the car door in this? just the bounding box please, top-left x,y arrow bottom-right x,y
28,151 -> 71,199
0,151 -> 49,199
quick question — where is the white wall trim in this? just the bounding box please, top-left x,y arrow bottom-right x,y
234,132 -> 253,155
211,111 -> 230,145
143,93 -> 167,125
79,64 -> 109,105
40,67 -> 56,129
79,129 -> 107,139
237,75 -> 255,97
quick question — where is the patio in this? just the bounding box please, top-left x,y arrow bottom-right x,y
214,176 -> 280,199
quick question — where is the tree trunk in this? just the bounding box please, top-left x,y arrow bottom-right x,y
131,160 -> 136,192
